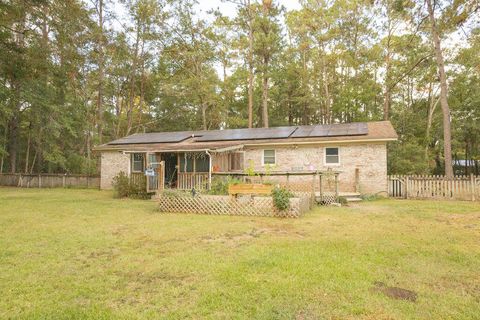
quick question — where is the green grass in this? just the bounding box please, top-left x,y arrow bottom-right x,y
0,187 -> 479,319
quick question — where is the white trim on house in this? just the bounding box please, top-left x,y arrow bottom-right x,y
324,146 -> 340,166
243,138 -> 395,148
262,149 -> 276,166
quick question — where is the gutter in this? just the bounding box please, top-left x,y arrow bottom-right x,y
94,137 -> 397,152
242,138 -> 397,147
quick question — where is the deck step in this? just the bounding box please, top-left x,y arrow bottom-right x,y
344,197 -> 362,202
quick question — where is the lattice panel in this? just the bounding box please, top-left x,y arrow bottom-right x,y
316,192 -> 337,205
158,194 -> 311,218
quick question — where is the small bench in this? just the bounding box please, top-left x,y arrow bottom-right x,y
228,184 -> 272,197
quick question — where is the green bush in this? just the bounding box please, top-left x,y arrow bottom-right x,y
360,194 -> 385,201
208,176 -> 242,195
112,171 -> 130,198
271,187 -> 294,211
337,196 -> 348,205
162,189 -> 190,198
112,171 -> 151,199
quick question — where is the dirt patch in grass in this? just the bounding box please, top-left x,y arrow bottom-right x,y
201,227 -> 306,245
372,281 -> 417,302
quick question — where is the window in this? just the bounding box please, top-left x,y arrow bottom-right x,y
131,153 -> 145,172
325,147 -> 339,165
263,150 -> 276,165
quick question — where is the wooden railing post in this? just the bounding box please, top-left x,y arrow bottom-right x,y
319,173 -> 323,203
334,173 -> 339,200
355,168 -> 360,193
311,173 -> 315,197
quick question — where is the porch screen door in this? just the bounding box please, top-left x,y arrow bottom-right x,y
146,153 -> 164,193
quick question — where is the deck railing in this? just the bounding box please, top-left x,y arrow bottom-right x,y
177,172 -> 209,190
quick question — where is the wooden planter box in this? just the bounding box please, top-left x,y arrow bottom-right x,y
228,183 -> 272,196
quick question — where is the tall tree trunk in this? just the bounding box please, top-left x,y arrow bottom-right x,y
24,123 -> 31,173
425,82 -> 439,160
96,0 -> 105,144
321,51 -> 331,124
383,50 -> 391,120
426,0 -> 454,179
8,13 -> 26,173
247,0 -> 254,128
383,11 -> 395,121
126,21 -> 141,136
8,109 -> 19,173
202,102 -> 208,130
262,59 -> 269,128
0,122 -> 6,173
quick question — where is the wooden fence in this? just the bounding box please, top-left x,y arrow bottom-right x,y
388,174 -> 479,201
0,173 -> 100,189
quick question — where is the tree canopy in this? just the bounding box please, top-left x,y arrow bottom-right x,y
0,0 -> 478,175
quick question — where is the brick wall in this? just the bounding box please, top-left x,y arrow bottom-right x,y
100,151 -> 130,189
100,142 -> 388,194
242,142 -> 388,194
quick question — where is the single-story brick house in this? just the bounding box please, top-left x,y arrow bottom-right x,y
94,121 -> 397,194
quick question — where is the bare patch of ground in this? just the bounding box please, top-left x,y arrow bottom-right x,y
201,227 -> 306,245
372,281 -> 417,302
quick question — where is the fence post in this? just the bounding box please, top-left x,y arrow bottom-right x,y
405,176 -> 409,199
62,175 -> 66,188
355,168 -> 360,193
87,176 -> 90,188
38,174 -> 42,188
471,173 -> 476,202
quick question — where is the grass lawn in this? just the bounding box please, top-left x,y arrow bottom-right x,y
0,188 -> 479,319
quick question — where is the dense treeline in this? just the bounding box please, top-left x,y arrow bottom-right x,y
0,0 -> 479,175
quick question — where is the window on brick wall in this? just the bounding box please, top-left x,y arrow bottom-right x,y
262,150 -> 276,165
131,153 -> 145,172
324,147 -> 340,165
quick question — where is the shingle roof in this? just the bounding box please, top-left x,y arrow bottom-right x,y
94,121 -> 397,152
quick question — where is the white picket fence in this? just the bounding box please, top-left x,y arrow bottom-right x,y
388,174 -> 479,201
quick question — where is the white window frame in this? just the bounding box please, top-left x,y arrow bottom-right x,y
324,147 -> 340,166
262,149 -> 276,166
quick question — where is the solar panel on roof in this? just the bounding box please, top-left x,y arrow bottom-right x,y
291,123 -> 368,138
108,131 -> 194,145
196,126 -> 296,142
347,122 -> 368,135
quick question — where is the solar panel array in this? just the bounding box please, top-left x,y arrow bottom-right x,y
108,131 -> 196,145
291,122 -> 368,138
196,126 -> 296,142
107,123 -> 368,144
